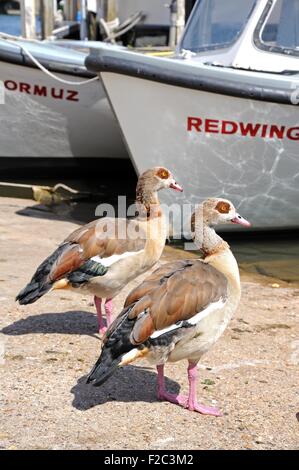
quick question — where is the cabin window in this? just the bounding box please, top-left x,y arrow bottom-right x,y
258,0 -> 299,54
180,0 -> 257,52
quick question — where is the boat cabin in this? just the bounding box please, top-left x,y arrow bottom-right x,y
179,0 -> 299,73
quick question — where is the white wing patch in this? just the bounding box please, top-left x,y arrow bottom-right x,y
119,348 -> 139,366
187,298 -> 226,325
91,250 -> 143,268
151,322 -> 182,339
150,298 -> 226,339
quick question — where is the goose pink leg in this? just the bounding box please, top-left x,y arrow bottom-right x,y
157,364 -> 188,407
94,296 -> 107,335
104,298 -> 113,327
186,362 -> 222,416
156,363 -> 222,416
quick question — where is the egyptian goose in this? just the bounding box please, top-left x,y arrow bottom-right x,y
86,198 -> 250,415
16,167 -> 183,334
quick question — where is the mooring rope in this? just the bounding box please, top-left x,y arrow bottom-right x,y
0,32 -> 99,86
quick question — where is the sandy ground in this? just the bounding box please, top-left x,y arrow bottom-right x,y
0,197 -> 298,450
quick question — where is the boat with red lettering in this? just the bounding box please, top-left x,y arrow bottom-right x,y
0,37 -> 128,166
0,0 -> 189,168
86,0 -> 299,229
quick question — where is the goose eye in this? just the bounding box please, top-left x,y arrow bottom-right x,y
215,201 -> 230,214
157,168 -> 170,180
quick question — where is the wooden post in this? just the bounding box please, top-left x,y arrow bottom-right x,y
80,0 -> 88,40
64,0 -> 78,21
96,0 -> 102,15
40,0 -> 55,39
176,0 -> 185,44
20,0 -> 36,39
102,0 -> 117,23
169,1 -> 177,48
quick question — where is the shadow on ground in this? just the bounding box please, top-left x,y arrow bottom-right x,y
72,366 -> 180,410
1,310 -> 99,337
16,204 -> 85,225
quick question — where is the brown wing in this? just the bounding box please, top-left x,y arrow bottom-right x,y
124,260 -> 190,307
120,259 -> 228,344
49,217 -> 146,281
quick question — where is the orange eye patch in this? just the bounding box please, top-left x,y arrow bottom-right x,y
216,201 -> 230,214
157,168 -> 170,179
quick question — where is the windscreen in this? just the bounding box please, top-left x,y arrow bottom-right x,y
260,0 -> 299,50
180,0 -> 257,52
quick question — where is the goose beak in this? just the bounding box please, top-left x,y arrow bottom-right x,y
231,213 -> 251,227
169,180 -> 183,192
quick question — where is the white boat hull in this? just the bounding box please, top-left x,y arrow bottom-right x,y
100,71 -> 299,229
0,60 -> 127,158
84,0 -> 299,230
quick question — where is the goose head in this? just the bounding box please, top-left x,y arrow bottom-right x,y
193,198 -> 251,230
136,167 -> 183,197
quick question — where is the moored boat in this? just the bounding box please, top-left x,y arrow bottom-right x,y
85,0 -> 299,230
0,37 -> 128,160
0,1 -> 194,169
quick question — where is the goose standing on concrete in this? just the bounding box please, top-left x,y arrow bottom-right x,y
16,167 -> 183,334
86,198 -> 250,415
